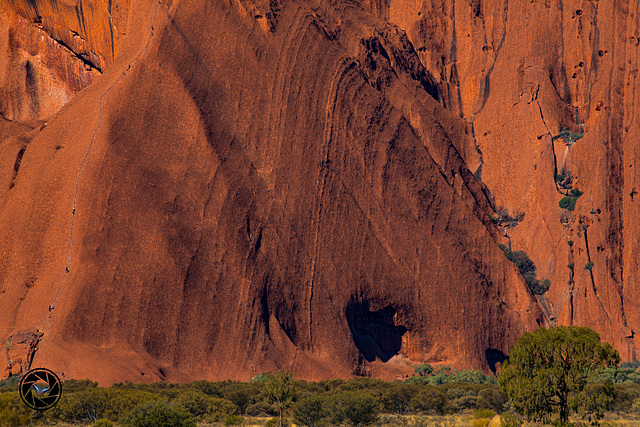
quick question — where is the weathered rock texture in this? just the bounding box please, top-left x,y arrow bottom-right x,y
1,0 -> 636,384
388,0 -> 640,361
0,3 -> 104,121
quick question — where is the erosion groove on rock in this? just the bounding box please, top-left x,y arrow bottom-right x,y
0,0 -> 637,384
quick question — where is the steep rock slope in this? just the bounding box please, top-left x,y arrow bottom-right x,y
0,0 -> 542,383
389,0 -> 640,359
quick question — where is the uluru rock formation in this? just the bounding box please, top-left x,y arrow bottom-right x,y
0,0 -> 636,385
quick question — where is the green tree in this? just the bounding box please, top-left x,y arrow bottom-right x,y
293,394 -> 327,427
559,196 -> 578,211
409,387 -> 447,415
172,390 -> 236,422
380,383 -> 419,414
498,326 -> 620,424
56,388 -> 159,423
185,380 -> 222,397
264,369 -> 296,427
490,206 -> 525,251
221,382 -> 261,414
476,387 -> 508,413
414,363 -> 434,377
329,391 -> 381,426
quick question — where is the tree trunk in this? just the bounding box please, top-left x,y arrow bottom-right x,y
559,393 -> 569,423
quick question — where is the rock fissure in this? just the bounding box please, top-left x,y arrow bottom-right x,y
583,225 -> 614,327
40,24 -> 103,73
9,147 -> 26,189
535,100 -> 552,136
469,120 -> 484,180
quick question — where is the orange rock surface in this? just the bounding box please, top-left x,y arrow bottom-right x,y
2,0 -> 637,384
389,0 -> 640,361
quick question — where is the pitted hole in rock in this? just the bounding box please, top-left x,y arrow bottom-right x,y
485,348 -> 508,374
346,303 -> 407,363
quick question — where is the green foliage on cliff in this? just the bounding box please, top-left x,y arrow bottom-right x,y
498,245 -> 550,295
553,129 -> 584,146
559,187 -> 583,211
559,195 -> 577,210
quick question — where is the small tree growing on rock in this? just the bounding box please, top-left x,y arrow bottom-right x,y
490,206 -> 524,251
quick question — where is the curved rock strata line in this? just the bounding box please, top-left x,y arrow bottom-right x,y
1,0 -> 551,383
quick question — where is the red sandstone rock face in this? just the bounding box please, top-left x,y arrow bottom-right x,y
389,0 -> 640,360
14,0 -> 640,385
0,4 -> 103,121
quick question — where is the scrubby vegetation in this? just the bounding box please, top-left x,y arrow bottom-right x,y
489,207 -> 524,230
553,129 -> 584,146
498,244 -> 551,295
0,366 -> 505,426
407,364 -> 496,385
559,188 -> 584,211
2,375 -> 640,426
4,329 -> 640,426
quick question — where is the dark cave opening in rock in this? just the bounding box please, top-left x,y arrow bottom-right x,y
485,348 -> 508,374
346,303 -> 407,363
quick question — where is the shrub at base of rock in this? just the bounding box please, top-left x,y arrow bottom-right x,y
0,392 -> 32,427
224,414 -> 245,425
329,391 -> 382,426
293,395 -> 327,427
119,400 -> 196,427
171,390 -> 237,422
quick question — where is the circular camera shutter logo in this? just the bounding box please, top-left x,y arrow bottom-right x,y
19,368 -> 62,411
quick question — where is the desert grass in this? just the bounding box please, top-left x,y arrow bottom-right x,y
27,413 -> 640,426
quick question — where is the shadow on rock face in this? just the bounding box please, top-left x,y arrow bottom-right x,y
346,302 -> 407,363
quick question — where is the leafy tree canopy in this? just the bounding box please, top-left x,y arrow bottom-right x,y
264,369 -> 296,427
498,326 -> 620,424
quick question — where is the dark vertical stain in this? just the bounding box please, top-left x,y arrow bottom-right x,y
448,0 -> 460,115
76,1 -> 87,38
9,147 -> 26,189
109,20 -> 115,62
26,0 -> 40,16
25,61 -> 39,118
